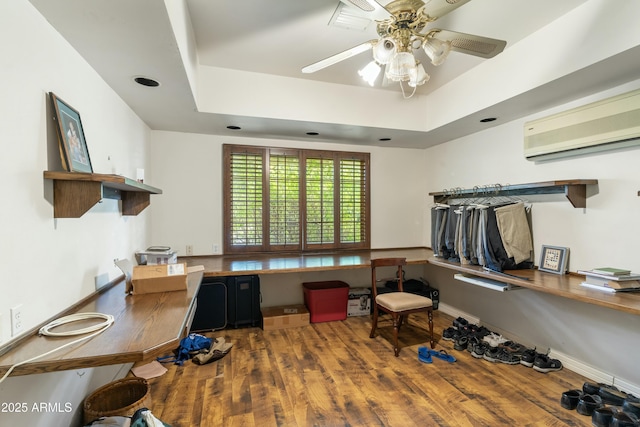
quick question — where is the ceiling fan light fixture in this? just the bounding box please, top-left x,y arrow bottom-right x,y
408,62 -> 429,87
386,52 -> 416,82
358,60 -> 381,86
372,37 -> 397,65
423,38 -> 452,66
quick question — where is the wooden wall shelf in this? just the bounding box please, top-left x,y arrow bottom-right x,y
43,171 -> 162,218
429,179 -> 598,208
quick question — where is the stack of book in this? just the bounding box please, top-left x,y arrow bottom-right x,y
578,267 -> 640,293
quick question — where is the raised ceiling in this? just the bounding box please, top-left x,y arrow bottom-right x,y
27,0 -> 640,148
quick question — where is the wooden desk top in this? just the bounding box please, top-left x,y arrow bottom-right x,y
428,257 -> 640,316
184,247 -> 640,316
0,270 -> 202,378
181,248 -> 433,277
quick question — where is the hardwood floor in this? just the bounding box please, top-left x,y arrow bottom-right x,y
138,311 -> 592,426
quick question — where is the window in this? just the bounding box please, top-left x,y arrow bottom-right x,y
224,144 -> 370,253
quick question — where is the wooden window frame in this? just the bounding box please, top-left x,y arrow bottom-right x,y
223,144 -> 370,254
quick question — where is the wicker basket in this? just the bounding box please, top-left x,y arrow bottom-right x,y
83,377 -> 151,424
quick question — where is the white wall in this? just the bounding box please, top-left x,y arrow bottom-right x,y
423,79 -> 640,391
0,1 -> 152,425
148,131 -> 428,256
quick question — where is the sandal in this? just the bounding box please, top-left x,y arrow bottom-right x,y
417,346 -> 432,364
428,349 -> 456,363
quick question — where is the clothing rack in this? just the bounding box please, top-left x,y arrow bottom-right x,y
428,179 -> 598,208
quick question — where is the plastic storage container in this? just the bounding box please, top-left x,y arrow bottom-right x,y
303,281 -> 349,323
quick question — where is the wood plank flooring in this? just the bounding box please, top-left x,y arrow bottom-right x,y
137,311 -> 593,426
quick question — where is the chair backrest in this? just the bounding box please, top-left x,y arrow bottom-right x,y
371,257 -> 407,299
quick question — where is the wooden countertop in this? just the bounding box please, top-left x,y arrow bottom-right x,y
181,248 -> 433,277
184,248 -> 640,316
0,270 -> 202,378
428,257 -> 640,316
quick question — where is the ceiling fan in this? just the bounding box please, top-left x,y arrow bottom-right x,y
302,0 -> 507,98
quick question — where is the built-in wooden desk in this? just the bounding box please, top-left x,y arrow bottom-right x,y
0,270 -> 202,378
428,256 -> 640,316
183,248 -> 640,317
181,248 -> 433,277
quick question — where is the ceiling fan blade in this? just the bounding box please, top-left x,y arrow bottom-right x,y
302,40 -> 376,73
429,29 -> 506,58
339,0 -> 392,21
421,0 -> 473,20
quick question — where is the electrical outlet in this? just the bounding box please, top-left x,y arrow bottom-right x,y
186,245 -> 194,256
213,244 -> 219,254
11,304 -> 24,337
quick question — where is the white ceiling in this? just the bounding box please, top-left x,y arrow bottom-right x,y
27,0 -> 640,148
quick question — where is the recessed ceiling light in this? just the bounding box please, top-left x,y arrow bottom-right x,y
227,126 -> 241,130
306,132 -> 319,136
379,137 -> 391,141
480,117 -> 497,123
133,76 -> 160,87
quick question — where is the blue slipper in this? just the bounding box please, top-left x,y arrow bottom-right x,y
428,349 -> 456,363
417,346 -> 432,363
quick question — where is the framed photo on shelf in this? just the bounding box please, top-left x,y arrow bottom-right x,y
538,245 -> 569,274
50,92 -> 93,173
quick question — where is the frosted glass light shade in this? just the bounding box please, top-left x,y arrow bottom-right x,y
386,52 -> 416,82
423,38 -> 451,66
408,62 -> 429,87
373,37 -> 397,65
358,61 -> 381,86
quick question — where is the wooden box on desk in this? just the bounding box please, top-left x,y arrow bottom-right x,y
262,305 -> 310,331
130,263 -> 188,294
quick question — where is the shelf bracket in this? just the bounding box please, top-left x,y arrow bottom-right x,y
53,180 -> 102,218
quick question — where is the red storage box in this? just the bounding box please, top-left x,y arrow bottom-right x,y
303,281 -> 349,323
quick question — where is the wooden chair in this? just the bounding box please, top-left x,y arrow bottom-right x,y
369,257 -> 435,356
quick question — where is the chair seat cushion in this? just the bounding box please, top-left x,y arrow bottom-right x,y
376,292 -> 432,311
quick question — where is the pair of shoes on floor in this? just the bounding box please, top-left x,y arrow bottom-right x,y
418,346 -> 456,364
532,354 -> 562,373
591,406 -> 640,427
482,346 -> 520,365
561,388 -> 604,417
192,337 -> 233,365
518,347 -> 562,372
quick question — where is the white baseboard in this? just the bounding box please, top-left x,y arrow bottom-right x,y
437,303 -> 640,397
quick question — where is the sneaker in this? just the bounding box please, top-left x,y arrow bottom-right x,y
496,348 -> 521,365
453,317 -> 469,330
473,325 -> 491,338
533,354 -> 563,373
466,336 -> 480,353
482,346 -> 501,363
520,347 -> 545,368
442,327 -> 457,341
453,335 -> 468,351
470,340 -> 489,359
483,347 -> 520,364
482,332 -> 508,347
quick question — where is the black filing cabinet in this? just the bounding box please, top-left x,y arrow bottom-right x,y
190,275 -> 261,332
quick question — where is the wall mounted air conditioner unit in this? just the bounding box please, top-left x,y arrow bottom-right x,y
524,87 -> 640,161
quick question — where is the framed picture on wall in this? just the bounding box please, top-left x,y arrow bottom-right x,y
538,245 -> 569,274
50,92 -> 93,173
